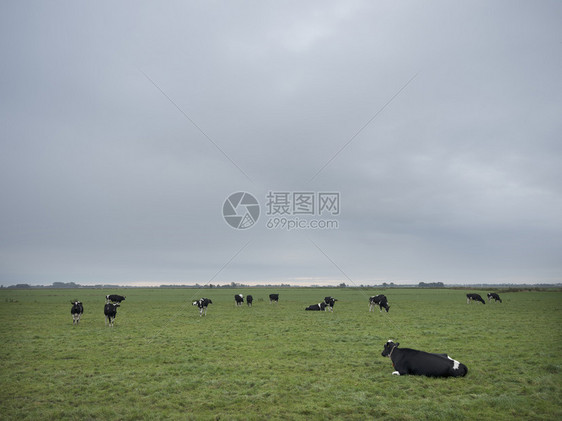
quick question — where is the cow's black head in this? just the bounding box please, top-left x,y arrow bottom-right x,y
381,340 -> 399,357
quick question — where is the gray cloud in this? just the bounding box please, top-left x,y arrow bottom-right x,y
1,1 -> 561,286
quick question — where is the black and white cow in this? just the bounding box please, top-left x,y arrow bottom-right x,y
305,302 -> 327,311
106,294 -> 126,303
246,295 -> 253,307
269,294 -> 279,304
104,303 -> 120,327
234,294 -> 244,306
192,298 -> 212,316
324,297 -> 337,312
487,292 -> 502,303
381,340 -> 468,377
466,293 -> 485,304
70,300 -> 83,325
369,295 -> 390,312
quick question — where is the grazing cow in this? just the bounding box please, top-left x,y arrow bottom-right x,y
106,294 -> 126,303
381,340 -> 468,377
192,298 -> 212,316
246,295 -> 253,307
369,295 -> 390,312
324,296 -> 337,312
305,302 -> 327,311
466,293 -> 485,304
269,294 -> 279,303
104,303 -> 120,327
234,294 -> 244,306
487,293 -> 502,303
70,300 -> 84,325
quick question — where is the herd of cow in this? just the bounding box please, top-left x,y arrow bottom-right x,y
467,292 -> 502,304
70,294 -> 125,327
70,290 -> 503,377
194,294 -> 390,314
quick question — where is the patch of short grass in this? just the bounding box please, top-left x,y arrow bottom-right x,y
0,288 -> 560,420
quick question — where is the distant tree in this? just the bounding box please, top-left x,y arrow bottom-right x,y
51,282 -> 80,288
418,282 -> 444,288
338,283 -> 347,288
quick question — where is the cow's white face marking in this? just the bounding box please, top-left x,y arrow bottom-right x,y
448,356 -> 460,370
392,371 -> 400,375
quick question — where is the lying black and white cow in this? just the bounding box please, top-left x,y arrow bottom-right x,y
324,296 -> 337,312
192,298 -> 212,316
466,293 -> 485,304
269,294 -> 279,303
487,292 -> 502,303
369,295 -> 390,312
70,300 -> 84,325
104,303 -> 120,327
246,295 -> 253,307
234,294 -> 244,306
381,340 -> 468,377
305,302 -> 327,311
106,294 -> 126,303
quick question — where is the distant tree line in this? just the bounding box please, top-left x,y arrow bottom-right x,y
2,281 -> 560,289
418,282 -> 445,288
160,282 -> 293,289
4,282 -> 120,289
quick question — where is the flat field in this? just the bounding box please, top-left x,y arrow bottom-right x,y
0,287 -> 560,420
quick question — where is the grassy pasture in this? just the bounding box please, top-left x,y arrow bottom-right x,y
0,287 -> 560,420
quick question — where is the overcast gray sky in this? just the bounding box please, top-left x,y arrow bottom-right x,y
1,1 -> 561,286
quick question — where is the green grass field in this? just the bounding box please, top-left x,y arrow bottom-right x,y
0,287 -> 560,420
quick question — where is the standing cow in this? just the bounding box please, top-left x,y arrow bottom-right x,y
246,295 -> 253,307
106,294 -> 126,303
70,300 -> 84,325
104,303 -> 120,327
381,340 -> 468,377
269,294 -> 279,304
466,293 -> 485,304
369,295 -> 390,312
192,298 -> 212,316
487,293 -> 502,303
234,294 -> 244,306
